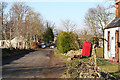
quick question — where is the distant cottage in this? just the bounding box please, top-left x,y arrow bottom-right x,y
0,36 -> 27,49
104,0 -> 120,62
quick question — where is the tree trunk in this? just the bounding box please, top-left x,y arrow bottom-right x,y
1,2 -> 9,48
9,27 -> 13,50
29,34 -> 32,49
36,35 -> 38,42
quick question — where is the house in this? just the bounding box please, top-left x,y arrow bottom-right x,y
104,0 -> 120,62
0,36 -> 27,49
0,40 -> 11,48
11,36 -> 27,49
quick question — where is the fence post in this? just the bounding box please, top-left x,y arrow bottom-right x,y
93,44 -> 97,71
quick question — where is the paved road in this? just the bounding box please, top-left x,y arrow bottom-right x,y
2,49 -> 66,78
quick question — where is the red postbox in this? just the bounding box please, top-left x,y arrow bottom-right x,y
82,41 -> 91,56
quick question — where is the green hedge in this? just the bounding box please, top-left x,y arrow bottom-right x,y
57,32 -> 79,53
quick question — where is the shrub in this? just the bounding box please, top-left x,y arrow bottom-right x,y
89,37 -> 99,46
57,32 -> 79,53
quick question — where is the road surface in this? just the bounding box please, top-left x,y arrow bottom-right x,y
2,49 -> 66,78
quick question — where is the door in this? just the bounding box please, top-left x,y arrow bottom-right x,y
115,30 -> 119,61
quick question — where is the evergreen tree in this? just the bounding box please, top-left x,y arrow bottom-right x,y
43,27 -> 54,44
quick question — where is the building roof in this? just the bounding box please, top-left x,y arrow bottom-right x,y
104,18 -> 120,29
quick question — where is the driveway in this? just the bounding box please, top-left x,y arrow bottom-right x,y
2,49 -> 66,78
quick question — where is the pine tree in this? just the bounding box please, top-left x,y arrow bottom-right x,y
43,27 -> 54,44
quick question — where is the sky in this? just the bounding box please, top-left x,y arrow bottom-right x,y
5,1 -> 115,31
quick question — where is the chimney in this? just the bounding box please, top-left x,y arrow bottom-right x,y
116,0 -> 120,18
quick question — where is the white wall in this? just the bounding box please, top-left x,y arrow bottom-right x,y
104,27 -> 118,59
11,36 -> 26,49
118,27 -> 120,62
0,40 -> 10,48
0,36 -> 26,49
0,41 -> 1,46
11,38 -> 17,48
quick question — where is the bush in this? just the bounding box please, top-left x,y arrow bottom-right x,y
57,32 -> 79,53
89,37 -> 99,46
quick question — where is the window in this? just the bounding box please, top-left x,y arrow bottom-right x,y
19,42 -> 22,45
108,31 -> 110,51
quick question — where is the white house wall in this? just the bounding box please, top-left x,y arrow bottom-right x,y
10,36 -> 27,49
0,41 -> 2,46
0,40 -> 10,48
104,27 -> 118,59
118,27 -> 120,62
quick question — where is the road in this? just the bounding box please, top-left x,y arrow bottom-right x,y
2,49 -> 66,78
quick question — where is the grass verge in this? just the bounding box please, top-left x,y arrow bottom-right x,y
97,59 -> 120,77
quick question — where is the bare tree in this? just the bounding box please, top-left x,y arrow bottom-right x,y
8,2 -> 30,48
0,2 -> 11,48
84,5 -> 114,58
0,2 -> 7,40
84,5 -> 114,37
0,2 -> 44,49
61,19 -> 76,32
25,8 -> 43,48
79,27 -> 90,36
10,2 -> 29,37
